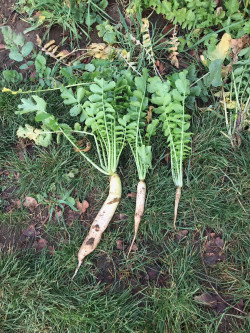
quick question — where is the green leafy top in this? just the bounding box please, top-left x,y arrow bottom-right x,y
148,71 -> 192,187
126,69 -> 159,180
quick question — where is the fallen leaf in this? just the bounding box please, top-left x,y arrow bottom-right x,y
174,229 -> 188,242
119,213 -> 128,220
204,234 -> 226,266
155,60 -> 166,75
116,239 -> 123,250
34,238 -> 48,251
23,196 -> 38,209
130,243 -> 138,252
168,25 -> 179,68
230,35 -> 250,63
146,106 -> 154,123
0,44 -> 6,50
23,224 -> 36,237
127,192 -> 137,198
77,200 -> 89,214
48,245 -> 55,255
194,293 -> 218,309
207,33 -> 232,61
73,139 -> 91,152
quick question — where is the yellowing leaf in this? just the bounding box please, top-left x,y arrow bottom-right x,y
220,100 -> 237,109
38,15 -> 46,24
207,33 -> 232,61
87,43 -> 114,59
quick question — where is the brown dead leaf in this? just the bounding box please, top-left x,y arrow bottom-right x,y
230,35 -> 250,63
23,196 -> 38,210
23,224 -> 36,237
73,139 -> 91,152
36,34 -> 42,47
168,25 -> 179,68
174,229 -> 188,242
77,200 -> 89,214
194,293 -> 218,309
204,234 -> 225,266
127,192 -> 137,198
130,243 -> 138,252
155,60 -> 166,75
48,245 -> 55,255
34,238 -> 48,252
116,239 -> 123,250
0,44 -> 6,50
119,213 -> 128,220
146,106 -> 154,124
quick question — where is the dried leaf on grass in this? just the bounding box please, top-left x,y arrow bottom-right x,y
141,18 -> 155,64
23,224 -> 36,237
87,43 -> 114,60
34,238 -> 48,251
155,60 -> 166,75
168,25 -> 179,68
230,35 -> 250,63
174,230 -> 188,242
203,233 -> 226,266
195,293 -> 245,314
23,196 -> 38,210
116,239 -> 123,250
36,35 -> 69,61
77,200 -> 89,214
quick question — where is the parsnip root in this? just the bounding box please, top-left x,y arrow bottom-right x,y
128,180 -> 146,256
174,186 -> 181,229
72,173 -> 122,278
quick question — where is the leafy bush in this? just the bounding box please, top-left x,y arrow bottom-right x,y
16,0 -> 109,42
130,0 -> 247,36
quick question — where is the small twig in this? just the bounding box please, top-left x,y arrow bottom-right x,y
200,237 -> 247,316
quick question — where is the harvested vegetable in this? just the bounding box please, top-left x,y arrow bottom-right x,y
148,71 -> 192,227
15,77 -> 131,276
126,69 -> 159,254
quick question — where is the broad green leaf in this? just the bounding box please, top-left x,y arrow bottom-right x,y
61,88 -> 77,105
16,95 -> 47,114
209,59 -> 223,87
70,105 -> 81,116
21,41 -> 34,57
9,50 -> 23,62
225,0 -> 239,14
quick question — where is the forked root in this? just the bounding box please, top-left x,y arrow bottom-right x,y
128,180 -> 146,256
174,186 -> 181,229
72,173 -> 121,278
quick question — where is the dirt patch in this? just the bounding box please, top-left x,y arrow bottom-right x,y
0,0 -> 38,68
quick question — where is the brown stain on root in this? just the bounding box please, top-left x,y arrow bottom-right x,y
107,197 -> 120,205
86,237 -> 95,246
93,224 -> 100,231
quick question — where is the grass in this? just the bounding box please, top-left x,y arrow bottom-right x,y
0,75 -> 249,332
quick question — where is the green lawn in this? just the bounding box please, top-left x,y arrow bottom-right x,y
0,84 -> 249,332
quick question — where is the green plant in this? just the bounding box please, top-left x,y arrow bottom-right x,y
148,70 -> 192,227
14,75 -> 135,275
97,20 -> 117,44
220,62 -> 250,148
1,26 -> 34,62
126,69 -> 159,253
16,0 -> 109,44
129,0 -> 247,39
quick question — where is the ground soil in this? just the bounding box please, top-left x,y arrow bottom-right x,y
0,0 -> 121,68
